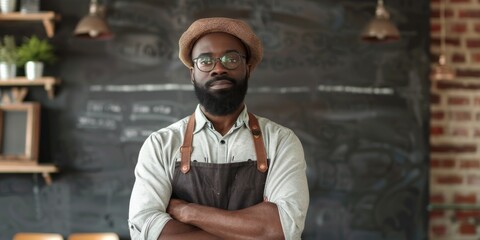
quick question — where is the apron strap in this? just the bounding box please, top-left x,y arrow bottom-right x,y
180,112 -> 268,173
248,112 -> 268,173
180,113 -> 195,173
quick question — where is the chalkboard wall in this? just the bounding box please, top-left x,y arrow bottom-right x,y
0,0 -> 430,239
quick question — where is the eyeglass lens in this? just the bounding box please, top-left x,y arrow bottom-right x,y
194,52 -> 243,72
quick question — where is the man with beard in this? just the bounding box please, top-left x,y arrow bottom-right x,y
128,17 -> 309,240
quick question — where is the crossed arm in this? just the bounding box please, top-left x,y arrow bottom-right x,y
158,198 -> 284,240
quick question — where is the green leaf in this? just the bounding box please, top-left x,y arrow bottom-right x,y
0,35 -> 19,64
17,35 -> 57,66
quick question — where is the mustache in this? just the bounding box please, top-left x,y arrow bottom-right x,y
206,76 -> 237,87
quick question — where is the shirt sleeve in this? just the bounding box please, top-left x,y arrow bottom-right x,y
128,132 -> 174,240
264,129 -> 310,240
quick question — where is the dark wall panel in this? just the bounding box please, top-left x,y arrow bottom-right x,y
0,0 -> 430,239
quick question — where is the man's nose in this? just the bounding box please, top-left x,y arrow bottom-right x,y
210,59 -> 228,75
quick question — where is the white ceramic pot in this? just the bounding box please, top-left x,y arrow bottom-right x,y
20,0 -> 39,13
0,62 -> 17,80
25,61 -> 43,80
0,0 -> 17,13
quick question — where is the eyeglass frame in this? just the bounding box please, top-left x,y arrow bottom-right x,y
192,51 -> 247,72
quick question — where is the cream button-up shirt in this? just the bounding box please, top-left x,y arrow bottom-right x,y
128,105 -> 309,240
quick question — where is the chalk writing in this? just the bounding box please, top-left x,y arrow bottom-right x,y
87,101 -> 123,115
121,127 -> 158,142
107,33 -> 173,65
76,116 -> 118,130
130,101 -> 184,121
109,1 -> 171,33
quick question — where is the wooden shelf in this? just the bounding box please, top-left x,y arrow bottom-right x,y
0,13 -> 60,187
0,77 -> 61,99
0,11 -> 58,37
0,163 -> 58,185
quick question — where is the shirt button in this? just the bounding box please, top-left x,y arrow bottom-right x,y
220,140 -> 225,144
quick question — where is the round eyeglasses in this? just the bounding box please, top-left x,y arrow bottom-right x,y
192,52 -> 246,72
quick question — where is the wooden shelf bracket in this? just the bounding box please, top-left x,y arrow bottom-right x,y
0,163 -> 58,185
0,77 -> 61,100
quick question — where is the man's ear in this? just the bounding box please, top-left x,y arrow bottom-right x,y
246,64 -> 252,80
189,67 -> 194,83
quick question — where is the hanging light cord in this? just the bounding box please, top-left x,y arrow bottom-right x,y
440,0 -> 446,59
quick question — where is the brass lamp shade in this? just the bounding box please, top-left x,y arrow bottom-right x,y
362,0 -> 400,42
74,15 -> 112,38
430,54 -> 456,81
74,0 -> 112,39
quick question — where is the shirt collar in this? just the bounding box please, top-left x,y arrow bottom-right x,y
193,104 -> 250,134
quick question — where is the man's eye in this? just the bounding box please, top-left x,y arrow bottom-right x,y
222,56 -> 238,63
225,58 -> 237,63
199,58 -> 213,65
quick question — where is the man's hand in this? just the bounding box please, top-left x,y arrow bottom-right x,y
167,198 -> 190,222
166,198 -> 284,240
160,199 -> 221,239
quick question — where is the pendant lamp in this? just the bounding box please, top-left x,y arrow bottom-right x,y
430,0 -> 455,81
74,0 -> 113,39
361,0 -> 400,42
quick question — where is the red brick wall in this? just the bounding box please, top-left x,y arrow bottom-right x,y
430,0 -> 480,239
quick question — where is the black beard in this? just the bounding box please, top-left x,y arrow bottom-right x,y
193,76 -> 248,116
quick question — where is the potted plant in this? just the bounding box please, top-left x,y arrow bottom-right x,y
0,35 -> 19,80
18,36 -> 57,80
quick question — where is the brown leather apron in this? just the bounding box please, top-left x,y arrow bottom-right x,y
171,112 -> 269,210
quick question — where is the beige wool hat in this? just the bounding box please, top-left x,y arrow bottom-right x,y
178,17 -> 263,70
